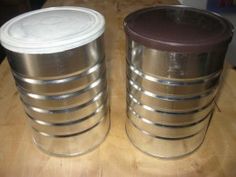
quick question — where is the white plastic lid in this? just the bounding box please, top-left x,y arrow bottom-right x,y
0,6 -> 105,54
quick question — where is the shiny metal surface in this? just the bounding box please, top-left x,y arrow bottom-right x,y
127,98 -> 214,126
5,35 -> 109,156
126,118 -> 208,159
23,90 -> 107,123
28,103 -> 108,135
14,59 -> 105,94
127,63 -> 221,96
125,37 -> 225,158
127,39 -> 226,79
33,113 -> 110,157
128,109 -> 211,138
7,36 -> 104,78
127,80 -> 217,112
18,75 -> 106,109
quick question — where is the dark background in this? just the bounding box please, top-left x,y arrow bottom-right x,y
0,0 -> 46,63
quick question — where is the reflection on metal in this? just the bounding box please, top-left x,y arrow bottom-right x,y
126,39 -> 225,158
7,36 -> 109,156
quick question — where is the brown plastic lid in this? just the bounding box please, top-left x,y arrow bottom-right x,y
124,5 -> 234,52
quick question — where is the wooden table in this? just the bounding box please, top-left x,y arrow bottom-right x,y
0,0 -> 236,176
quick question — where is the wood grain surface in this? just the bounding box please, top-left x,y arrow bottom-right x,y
0,0 -> 236,177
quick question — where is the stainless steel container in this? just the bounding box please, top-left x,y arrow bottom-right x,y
124,5 -> 234,158
126,118 -> 209,158
0,7 -> 109,156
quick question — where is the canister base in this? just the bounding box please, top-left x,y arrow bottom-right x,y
125,120 -> 207,159
32,116 -> 110,157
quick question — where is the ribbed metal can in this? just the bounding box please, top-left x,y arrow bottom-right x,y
124,5 -> 234,158
0,7 -> 109,156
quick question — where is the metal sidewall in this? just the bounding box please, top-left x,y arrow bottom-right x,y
6,35 -> 109,156
125,38 -> 226,158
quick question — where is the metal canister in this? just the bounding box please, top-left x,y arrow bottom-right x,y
0,7 -> 109,156
124,5 -> 234,158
